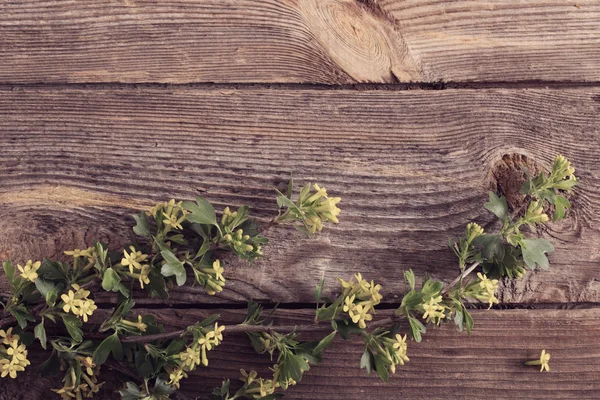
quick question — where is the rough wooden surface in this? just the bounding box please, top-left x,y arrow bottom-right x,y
1,0 -> 599,84
2,308 -> 599,399
2,1 -> 600,398
0,87 -> 599,306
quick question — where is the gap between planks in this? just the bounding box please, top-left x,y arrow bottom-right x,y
2,81 -> 600,92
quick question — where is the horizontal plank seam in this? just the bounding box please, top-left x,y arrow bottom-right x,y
1,81 -> 600,91
98,301 -> 600,311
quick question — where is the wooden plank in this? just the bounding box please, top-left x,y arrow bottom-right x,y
0,88 -> 599,305
2,308 -> 600,399
1,1 -> 599,84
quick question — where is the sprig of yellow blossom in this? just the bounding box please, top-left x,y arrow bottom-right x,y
60,284 -> 98,322
121,246 -> 151,288
0,330 -> 30,379
17,260 -> 41,282
52,355 -> 104,399
339,273 -> 383,329
169,323 -> 226,388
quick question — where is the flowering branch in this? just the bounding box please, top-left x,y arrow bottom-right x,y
0,155 -> 578,399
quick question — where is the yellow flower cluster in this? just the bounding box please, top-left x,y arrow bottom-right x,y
121,246 -> 151,289
240,367 -> 296,399
304,184 -> 341,234
475,272 -> 499,309
222,229 -> 261,257
64,246 -> 97,263
148,199 -> 188,232
0,329 -> 29,379
61,284 -> 98,322
421,295 -> 446,324
170,323 -> 226,388
17,260 -> 41,282
199,259 -> 226,295
381,333 -> 410,373
524,200 -> 549,224
339,273 -> 383,329
466,222 -> 485,243
52,356 -> 103,399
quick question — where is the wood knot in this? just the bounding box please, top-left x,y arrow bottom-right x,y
489,153 -> 543,211
298,0 -> 421,82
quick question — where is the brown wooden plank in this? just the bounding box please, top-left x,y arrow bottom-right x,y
0,87 -> 599,305
2,308 -> 599,399
1,1 -> 599,84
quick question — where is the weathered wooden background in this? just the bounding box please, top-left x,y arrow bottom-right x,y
1,1 -> 600,398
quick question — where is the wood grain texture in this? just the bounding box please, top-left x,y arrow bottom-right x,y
2,308 -> 600,399
0,87 -> 599,305
1,0 -> 599,84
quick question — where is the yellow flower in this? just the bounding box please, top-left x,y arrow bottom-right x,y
17,260 -> 41,282
78,299 -> 97,322
422,296 -> 445,323
306,184 -> 328,203
60,284 -> 96,321
305,214 -> 323,234
198,335 -> 213,351
526,349 -> 551,372
7,340 -> 29,365
212,260 -> 225,281
64,248 -> 91,258
476,273 -> 499,309
0,328 -> 19,345
350,304 -> 373,329
0,359 -> 25,379
179,347 -> 201,370
168,368 -> 186,388
138,265 -> 151,289
392,334 -> 409,366
120,246 -> 148,274
212,323 -> 225,343
240,369 -> 258,385
343,294 -> 356,313
61,289 -> 81,315
525,201 -> 549,224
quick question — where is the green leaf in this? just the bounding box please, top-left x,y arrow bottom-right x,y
313,331 -> 336,355
9,308 -> 35,329
408,315 -> 426,343
132,212 -> 151,237
332,319 -> 363,340
102,268 -> 120,291
37,351 -> 61,376
2,260 -> 15,283
484,191 -> 509,221
183,197 -> 218,227
373,353 -> 390,382
61,315 -> 83,342
34,320 -> 47,349
280,352 -> 310,383
360,349 -> 374,375
521,238 -> 554,270
473,234 -> 505,262
160,249 -> 187,286
34,279 -> 58,307
93,332 -> 123,365
553,196 -> 571,221
313,275 -> 325,302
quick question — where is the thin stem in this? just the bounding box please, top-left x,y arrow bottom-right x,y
442,262 -> 480,295
120,315 -> 401,344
